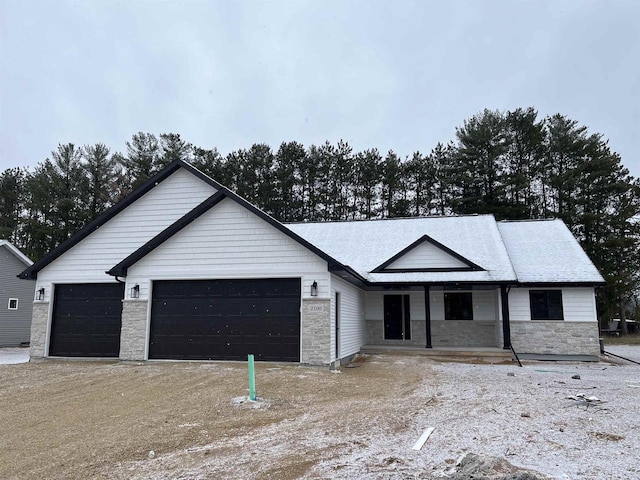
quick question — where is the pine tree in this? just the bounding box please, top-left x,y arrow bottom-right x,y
0,167 -> 27,244
542,114 -> 589,224
405,151 -> 436,216
381,150 -> 410,217
331,140 -> 355,220
121,132 -> 160,189
353,148 -> 382,219
431,142 -> 457,216
504,108 -> 546,219
82,143 -> 119,218
273,142 -> 305,221
159,133 -> 192,167
453,109 -> 509,216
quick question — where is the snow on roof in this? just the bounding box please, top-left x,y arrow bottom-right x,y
287,215 -> 517,283
0,240 -> 33,267
497,219 -> 604,284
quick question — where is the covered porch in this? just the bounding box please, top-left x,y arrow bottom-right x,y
359,345 -> 513,363
364,284 -> 512,350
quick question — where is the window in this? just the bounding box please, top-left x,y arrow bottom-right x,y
8,298 -> 18,310
444,292 -> 473,320
530,290 -> 564,320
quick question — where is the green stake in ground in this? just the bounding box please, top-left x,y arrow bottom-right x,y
248,354 -> 256,401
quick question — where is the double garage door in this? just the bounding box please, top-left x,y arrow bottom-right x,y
49,279 -> 301,361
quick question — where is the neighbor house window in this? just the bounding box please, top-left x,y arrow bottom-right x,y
444,292 -> 473,320
530,290 -> 564,320
8,298 -> 18,310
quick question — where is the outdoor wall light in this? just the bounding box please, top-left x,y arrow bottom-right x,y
310,281 -> 318,297
130,284 -> 140,299
35,287 -> 45,301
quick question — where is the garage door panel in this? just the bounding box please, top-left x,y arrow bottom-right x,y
49,283 -> 124,357
150,279 -> 300,361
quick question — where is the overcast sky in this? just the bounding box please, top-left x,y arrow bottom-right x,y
1,0 -> 639,179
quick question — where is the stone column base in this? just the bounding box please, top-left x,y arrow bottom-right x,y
119,300 -> 149,361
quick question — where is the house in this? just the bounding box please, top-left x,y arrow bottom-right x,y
1,240 -> 35,347
19,160 -> 605,365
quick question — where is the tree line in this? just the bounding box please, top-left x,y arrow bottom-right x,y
1,107 -> 639,328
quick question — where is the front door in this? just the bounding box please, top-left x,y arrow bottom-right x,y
384,294 -> 411,340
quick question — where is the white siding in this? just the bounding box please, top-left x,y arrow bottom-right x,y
331,275 -> 365,360
508,287 -> 597,322
35,169 -> 217,300
126,197 -> 330,299
386,241 -> 469,270
472,290 -> 497,321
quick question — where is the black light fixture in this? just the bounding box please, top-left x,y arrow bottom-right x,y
130,284 -> 140,299
310,281 -> 318,297
35,287 -> 45,301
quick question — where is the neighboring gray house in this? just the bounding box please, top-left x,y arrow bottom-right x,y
19,160 -> 605,365
1,240 -> 35,347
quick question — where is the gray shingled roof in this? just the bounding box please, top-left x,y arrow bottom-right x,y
287,215 -> 517,283
497,219 -> 604,284
287,215 -> 604,285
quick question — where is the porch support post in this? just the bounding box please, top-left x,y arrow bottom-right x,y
500,285 -> 511,350
424,286 -> 432,348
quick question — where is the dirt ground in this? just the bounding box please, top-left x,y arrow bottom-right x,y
1,351 -> 639,480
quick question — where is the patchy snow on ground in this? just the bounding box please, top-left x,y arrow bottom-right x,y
0,347 -> 29,365
114,349 -> 640,480
3,344 -> 638,479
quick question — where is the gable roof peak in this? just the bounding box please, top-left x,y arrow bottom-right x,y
18,159 -> 222,280
372,234 -> 485,273
1,240 -> 33,267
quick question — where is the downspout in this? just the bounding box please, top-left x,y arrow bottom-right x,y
500,285 -> 511,350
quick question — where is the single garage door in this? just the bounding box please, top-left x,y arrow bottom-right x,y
49,283 -> 124,357
150,278 -> 301,361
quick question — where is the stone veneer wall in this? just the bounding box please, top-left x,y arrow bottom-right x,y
366,319 -> 427,346
29,302 -> 49,357
431,320 -> 499,347
119,300 -> 149,361
301,299 -> 331,365
511,321 -> 600,357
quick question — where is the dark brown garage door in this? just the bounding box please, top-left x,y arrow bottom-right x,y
49,283 -> 124,357
149,278 -> 300,361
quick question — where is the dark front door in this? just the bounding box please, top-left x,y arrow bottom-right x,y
149,278 -> 301,361
384,294 -> 411,340
49,283 -> 124,357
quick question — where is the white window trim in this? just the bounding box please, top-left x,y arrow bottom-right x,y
8,298 -> 18,310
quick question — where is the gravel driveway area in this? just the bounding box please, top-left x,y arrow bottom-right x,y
1,349 -> 639,479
